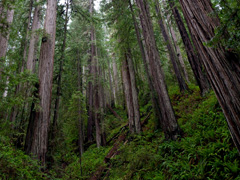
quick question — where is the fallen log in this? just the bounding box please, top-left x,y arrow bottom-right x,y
89,111 -> 152,180
106,104 -> 124,121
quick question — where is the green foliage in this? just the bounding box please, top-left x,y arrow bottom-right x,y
105,86 -> 240,180
211,0 -> 240,54
0,135 -> 45,180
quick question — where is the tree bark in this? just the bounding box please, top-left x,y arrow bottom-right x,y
135,0 -> 182,140
0,6 -> 14,80
168,0 -> 210,95
52,0 -> 69,140
179,0 -> 240,152
126,50 -> 141,133
129,0 -> 162,127
121,57 -> 135,133
30,0 -> 57,166
155,0 -> 188,92
87,0 -> 95,143
27,0 -> 41,72
166,14 -> 189,83
77,49 -> 84,156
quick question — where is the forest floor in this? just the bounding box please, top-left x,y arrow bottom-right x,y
1,85 -> 240,180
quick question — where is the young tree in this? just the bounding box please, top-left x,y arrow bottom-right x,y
179,0 -> 240,152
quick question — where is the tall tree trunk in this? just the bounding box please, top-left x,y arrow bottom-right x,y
112,58 -> 119,106
155,0 -> 188,92
52,0 -> 69,140
77,49 -> 84,156
87,0 -> 94,143
168,0 -> 210,95
126,50 -> 141,133
0,6 -> 14,80
107,59 -> 115,107
27,0 -> 41,72
179,0 -> 240,152
135,0 -> 182,140
166,14 -> 189,83
121,57 -> 135,133
129,0 -> 162,127
30,0 -> 57,166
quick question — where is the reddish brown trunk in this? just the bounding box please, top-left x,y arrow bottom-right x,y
155,0 -> 188,92
135,0 -> 182,140
30,0 -> 57,166
168,0 -> 210,95
129,0 -> 162,127
0,6 -> 14,80
27,0 -> 41,72
179,0 -> 240,152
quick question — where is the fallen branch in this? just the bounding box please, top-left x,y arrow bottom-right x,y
106,104 -> 123,121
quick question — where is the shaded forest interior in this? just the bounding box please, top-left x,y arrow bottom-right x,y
0,0 -> 240,179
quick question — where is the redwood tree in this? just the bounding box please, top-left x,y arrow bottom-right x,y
135,0 -> 182,140
30,0 -> 57,166
179,0 -> 240,152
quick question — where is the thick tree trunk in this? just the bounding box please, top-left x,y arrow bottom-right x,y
179,0 -> 240,152
30,0 -> 57,166
155,0 -> 188,92
135,0 -> 182,140
126,50 -> 141,133
129,0 -> 162,127
27,0 -> 41,72
168,0 -> 210,95
121,58 -> 135,133
0,7 -> 14,80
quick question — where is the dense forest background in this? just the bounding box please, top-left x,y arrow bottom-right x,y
0,0 -> 240,179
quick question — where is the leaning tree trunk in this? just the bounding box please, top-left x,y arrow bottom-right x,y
30,0 -> 57,166
155,0 -> 188,92
168,0 -> 210,95
167,15 -> 189,83
135,0 -> 182,140
179,0 -> 240,152
129,0 -> 162,127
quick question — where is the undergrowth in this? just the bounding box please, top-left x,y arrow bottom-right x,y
1,85 -> 239,179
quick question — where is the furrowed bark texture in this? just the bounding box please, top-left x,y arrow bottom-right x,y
135,0 -> 182,140
27,0 -> 41,72
168,0 -> 210,95
126,50 -> 141,133
0,6 -> 14,80
179,0 -> 240,152
129,0 -> 162,127
121,57 -> 135,133
155,0 -> 188,92
30,0 -> 57,166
